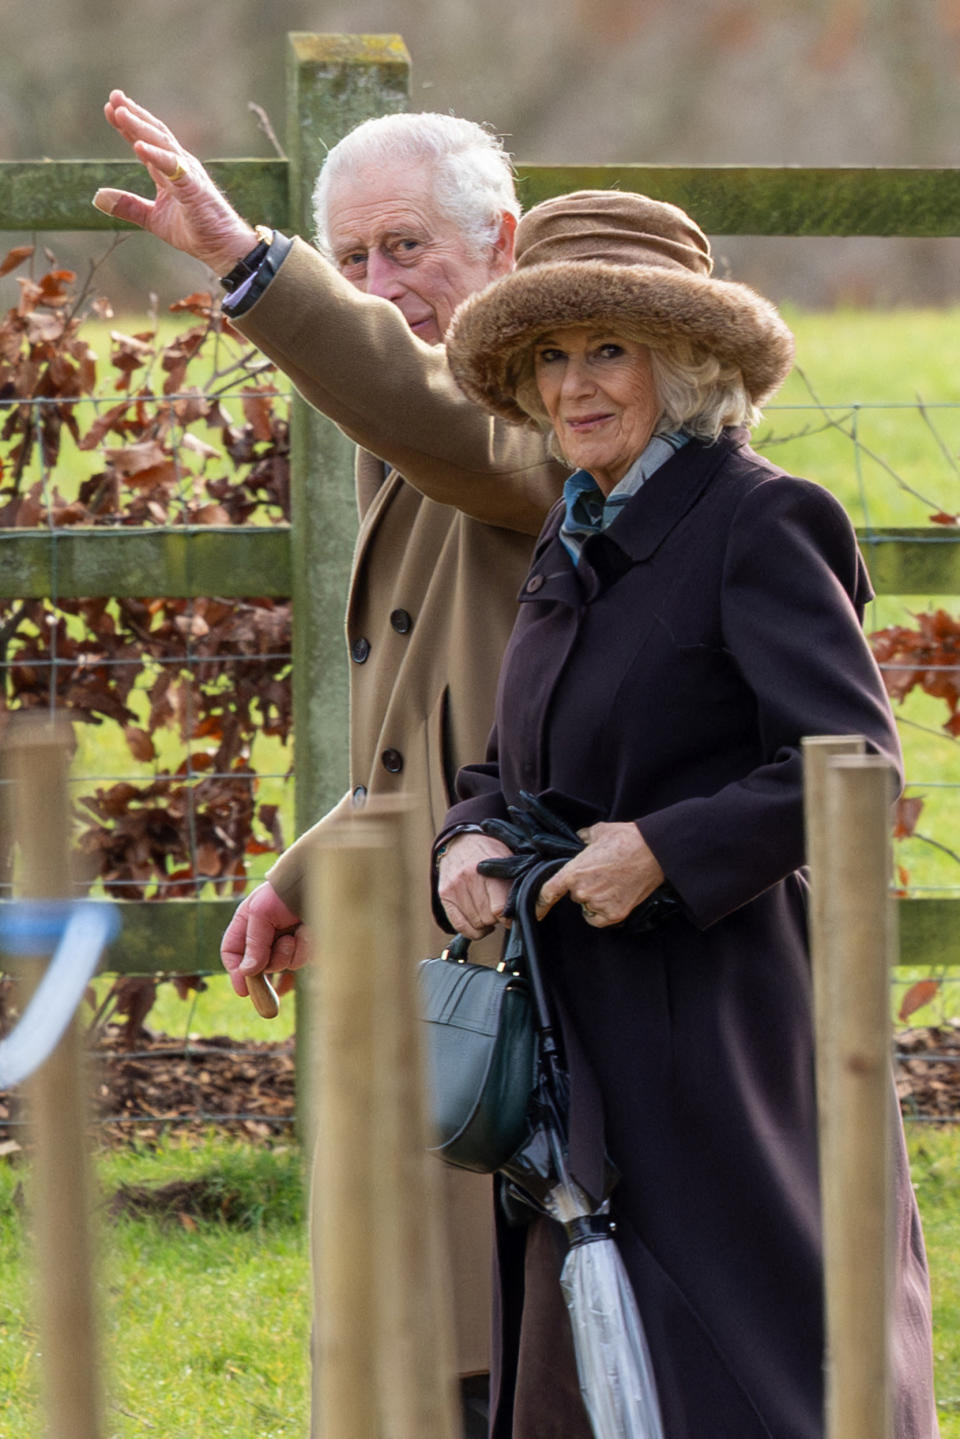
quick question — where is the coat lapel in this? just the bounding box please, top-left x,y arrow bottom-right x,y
607,428 -> 747,564
518,433 -> 743,616
520,432 -> 745,607
347,460 -> 406,624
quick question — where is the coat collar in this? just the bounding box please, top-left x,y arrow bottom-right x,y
520,429 -> 748,605
592,427 -> 748,563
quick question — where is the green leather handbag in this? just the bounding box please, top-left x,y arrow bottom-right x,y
418,934 -> 538,1174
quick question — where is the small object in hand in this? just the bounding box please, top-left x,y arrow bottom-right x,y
247,971 -> 280,1019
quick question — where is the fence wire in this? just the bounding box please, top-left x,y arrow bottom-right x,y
1,368 -> 294,912
1,375 -> 960,1131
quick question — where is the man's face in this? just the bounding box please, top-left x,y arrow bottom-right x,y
326,159 -> 515,345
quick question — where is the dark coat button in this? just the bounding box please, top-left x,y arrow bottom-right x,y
525,574 -> 544,593
351,637 -> 371,664
390,608 -> 413,634
381,749 -> 404,774
352,785 -> 368,806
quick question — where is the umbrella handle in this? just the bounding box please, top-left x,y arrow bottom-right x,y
513,858 -> 567,1041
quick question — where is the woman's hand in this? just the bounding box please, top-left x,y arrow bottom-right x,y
93,90 -> 259,275
436,832 -> 514,939
536,821 -> 665,927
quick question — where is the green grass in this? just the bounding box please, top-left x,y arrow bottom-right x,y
905,1125 -> 960,1435
0,1130 -> 957,1434
129,969 -> 298,1042
0,1137 -> 310,1438
760,305 -> 960,529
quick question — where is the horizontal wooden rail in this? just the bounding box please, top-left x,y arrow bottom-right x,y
0,895 -> 938,974
2,161 -> 959,238
515,166 -> 960,237
0,895 -> 954,977
0,160 -> 289,234
1,525 -> 956,600
95,898 -> 237,974
0,525 -> 290,599
857,529 -> 960,595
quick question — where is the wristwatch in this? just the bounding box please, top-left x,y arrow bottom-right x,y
219,225 -> 274,293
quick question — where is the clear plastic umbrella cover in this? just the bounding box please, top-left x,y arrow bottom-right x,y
550,1185 -> 664,1439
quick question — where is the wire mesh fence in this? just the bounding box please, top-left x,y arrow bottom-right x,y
1,261 -> 959,1131
0,247 -> 296,912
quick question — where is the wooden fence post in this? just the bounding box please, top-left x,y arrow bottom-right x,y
306,803 -> 456,1439
284,34 -> 411,1133
284,33 -> 410,831
6,715 -> 102,1439
807,751 -> 896,1439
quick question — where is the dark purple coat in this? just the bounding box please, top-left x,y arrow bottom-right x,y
439,430 -> 938,1439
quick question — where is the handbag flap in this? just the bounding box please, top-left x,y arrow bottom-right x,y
418,951 -> 536,1169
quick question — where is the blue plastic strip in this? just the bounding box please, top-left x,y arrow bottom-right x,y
0,901 -> 80,954
0,903 -> 122,1088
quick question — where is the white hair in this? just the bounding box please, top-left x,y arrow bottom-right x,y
312,111 -> 520,259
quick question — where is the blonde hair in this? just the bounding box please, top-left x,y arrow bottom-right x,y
512,328 -> 760,460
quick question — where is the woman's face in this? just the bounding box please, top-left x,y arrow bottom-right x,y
533,327 -> 660,493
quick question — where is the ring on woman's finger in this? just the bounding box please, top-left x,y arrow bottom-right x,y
169,160 -> 185,182
580,904 -> 597,920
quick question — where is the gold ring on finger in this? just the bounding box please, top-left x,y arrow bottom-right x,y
169,160 -> 185,182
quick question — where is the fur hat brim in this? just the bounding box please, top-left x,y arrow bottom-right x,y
446,259 -> 795,425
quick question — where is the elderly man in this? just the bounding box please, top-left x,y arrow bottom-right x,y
95,94 -> 565,1431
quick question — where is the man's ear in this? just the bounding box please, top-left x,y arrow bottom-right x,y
491,210 -> 518,273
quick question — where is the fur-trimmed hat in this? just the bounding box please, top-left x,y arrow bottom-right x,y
445,190 -> 795,425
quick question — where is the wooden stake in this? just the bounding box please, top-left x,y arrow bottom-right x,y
306,805 -> 456,1439
802,734 -> 866,1333
6,715 -> 102,1439
307,823 -> 381,1439
815,753 -> 896,1439
368,805 -> 458,1439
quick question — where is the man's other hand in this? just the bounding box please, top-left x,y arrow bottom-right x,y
220,881 -> 309,999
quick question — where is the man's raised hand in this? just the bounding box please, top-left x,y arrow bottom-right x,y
93,90 -> 258,275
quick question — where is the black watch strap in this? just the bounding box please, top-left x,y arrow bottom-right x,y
220,226 -> 274,293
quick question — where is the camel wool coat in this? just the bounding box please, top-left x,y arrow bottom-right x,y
439,430 -> 939,1437
233,238 -> 566,1374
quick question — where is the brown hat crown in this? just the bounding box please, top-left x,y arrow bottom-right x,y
515,190 -> 714,278
445,188 -> 795,426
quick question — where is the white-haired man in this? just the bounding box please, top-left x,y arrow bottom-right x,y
95,95 -> 565,1432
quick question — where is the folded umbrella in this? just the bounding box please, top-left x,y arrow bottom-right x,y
478,803 -> 666,1439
